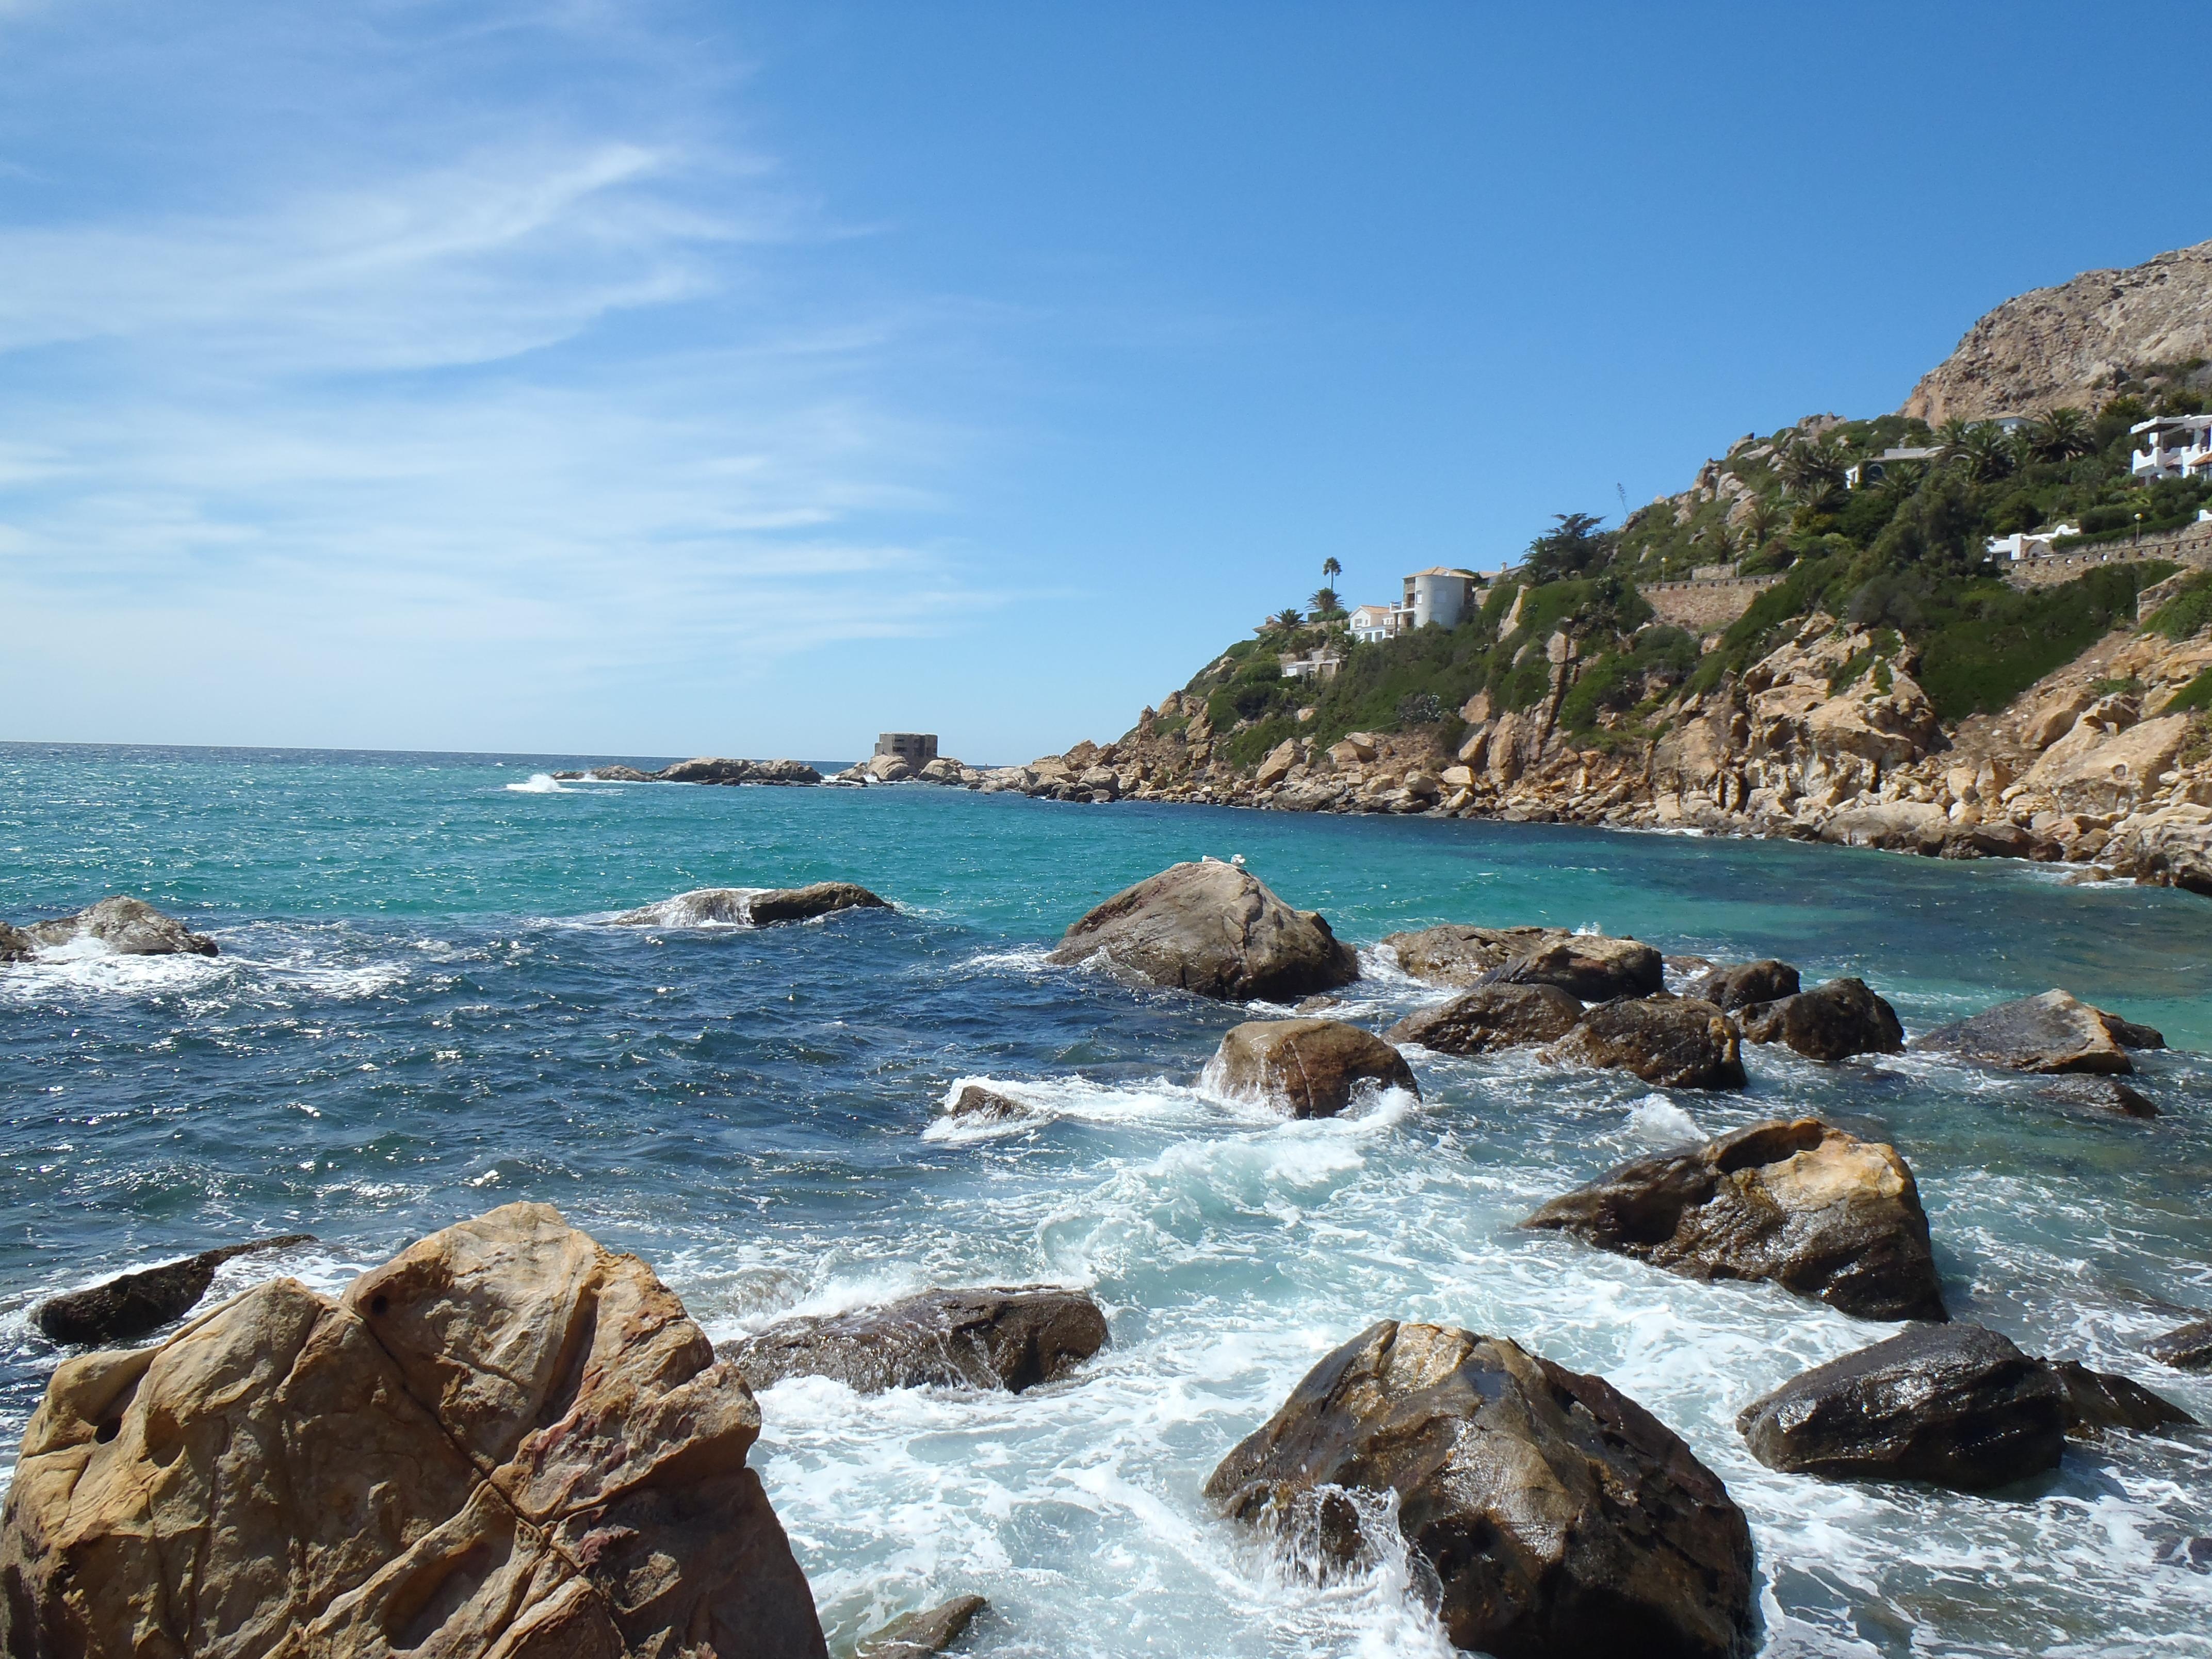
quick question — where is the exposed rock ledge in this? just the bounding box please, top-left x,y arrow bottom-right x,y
0,1202 -> 827,1657
996,613 -> 2212,898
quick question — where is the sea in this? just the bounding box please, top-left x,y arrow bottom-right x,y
3,741 -> 2209,1657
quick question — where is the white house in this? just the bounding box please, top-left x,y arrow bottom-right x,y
1844,447 -> 1940,488
1347,603 -> 1397,643
2131,415 -> 2212,482
1986,525 -> 2081,561
1346,566 -> 1488,641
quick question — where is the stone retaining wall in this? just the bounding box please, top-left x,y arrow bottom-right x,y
1639,575 -> 1784,632
2003,522 -> 2212,590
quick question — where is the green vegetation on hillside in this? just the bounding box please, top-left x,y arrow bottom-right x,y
1178,370 -> 2212,766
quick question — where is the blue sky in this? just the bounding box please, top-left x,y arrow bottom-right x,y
2,2 -> 2206,761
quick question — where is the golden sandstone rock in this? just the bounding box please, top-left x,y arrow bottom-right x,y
0,1203 -> 826,1659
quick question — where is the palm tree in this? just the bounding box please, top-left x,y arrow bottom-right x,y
1776,434 -> 1846,498
1273,607 -> 1303,630
1933,417 -> 1975,468
1737,496 -> 1781,552
1308,586 -> 1344,618
1790,480 -> 1844,528
2023,406 -> 2094,464
1959,422 -> 2016,483
1322,556 -> 1342,585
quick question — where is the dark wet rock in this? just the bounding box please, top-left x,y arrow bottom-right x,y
1383,983 -> 1583,1055
2050,1360 -> 2197,1439
1524,1118 -> 1945,1322
1544,995 -> 1747,1089
658,756 -> 823,785
25,896 -> 219,958
1478,933 -> 1665,1002
0,922 -> 31,963
1203,1019 -> 1419,1118
2148,1318 -> 2212,1372
722,1287 -> 1108,1394
856,1595 -> 987,1659
609,882 -> 890,927
1048,861 -> 1359,1002
1685,959 -> 1800,1011
35,1234 -> 317,1346
2038,1076 -> 2159,1118
1908,988 -> 2155,1075
1737,978 -> 1905,1064
944,1083 -> 1029,1124
1736,1323 -> 2065,1492
1205,1319 -> 1756,1659
1384,924 -> 1566,987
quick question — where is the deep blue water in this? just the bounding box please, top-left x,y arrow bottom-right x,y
2,742 -> 2209,1656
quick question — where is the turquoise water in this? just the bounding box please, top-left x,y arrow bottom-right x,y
3,742 -> 2209,1656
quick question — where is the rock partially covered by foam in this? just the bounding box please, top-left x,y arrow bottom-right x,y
1737,978 -> 1905,1063
1205,1320 -> 1756,1659
0,1202 -> 827,1658
856,1595 -> 988,1659
1685,958 -> 1801,1010
610,882 -> 891,928
1384,982 -> 1583,1054
2148,1318 -> 2212,1371
0,922 -> 31,963
1524,1118 -> 1945,1322
1202,1018 -> 1418,1117
1544,994 -> 1747,1089
1736,1323 -> 2065,1491
659,756 -> 823,785
1048,861 -> 1358,1002
1910,988 -> 2162,1075
722,1288 -> 1107,1394
23,896 -> 219,957
1384,924 -> 1662,1001
35,1234 -> 316,1347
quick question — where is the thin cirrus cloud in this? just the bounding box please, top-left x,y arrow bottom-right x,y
0,98 -> 1007,747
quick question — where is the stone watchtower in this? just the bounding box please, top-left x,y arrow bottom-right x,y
874,733 -> 938,766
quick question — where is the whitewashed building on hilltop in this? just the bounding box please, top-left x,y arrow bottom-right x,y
2131,415 -> 2212,482
1348,567 -> 1485,641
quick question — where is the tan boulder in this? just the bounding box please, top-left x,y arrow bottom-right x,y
1048,860 -> 1359,1001
1202,1018 -> 1418,1117
0,1202 -> 826,1658
1253,739 -> 1300,789
2020,713 -> 2191,812
1439,763 -> 1475,790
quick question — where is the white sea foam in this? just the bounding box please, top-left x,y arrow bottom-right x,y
923,1074 -> 1215,1143
504,772 -> 571,793
1626,1093 -> 1703,1146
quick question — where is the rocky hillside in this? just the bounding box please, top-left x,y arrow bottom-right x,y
1904,239 -> 2212,421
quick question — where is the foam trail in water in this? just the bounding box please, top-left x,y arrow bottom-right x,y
505,773 -> 570,793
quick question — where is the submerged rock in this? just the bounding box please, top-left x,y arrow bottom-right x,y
1523,1118 -> 1945,1322
1909,988 -> 2160,1075
722,1287 -> 1108,1394
1737,978 -> 1905,1063
0,1202 -> 828,1658
35,1234 -> 316,1347
1048,861 -> 1358,1002
1736,1323 -> 2067,1492
2050,1360 -> 2197,1439
1383,983 -> 1583,1055
2037,1076 -> 2159,1118
25,896 -> 219,957
609,882 -> 890,927
1204,1320 -> 1756,1659
1543,995 -> 1747,1089
943,1082 -> 1030,1124
856,1595 -> 988,1659
1202,1018 -> 1418,1117
1686,959 -> 1801,1011
2148,1318 -> 2212,1372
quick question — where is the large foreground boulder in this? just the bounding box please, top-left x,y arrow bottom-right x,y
1523,1119 -> 1945,1322
1910,988 -> 2164,1075
35,1234 -> 316,1347
1205,1320 -> 1756,1659
1202,1019 -> 1419,1117
1384,983 -> 1583,1055
610,882 -> 890,928
722,1287 -> 1108,1394
1543,995 -> 1747,1089
1048,861 -> 1359,1001
1736,1323 -> 2067,1492
24,896 -> 219,957
1738,978 -> 1905,1063
0,1202 -> 827,1658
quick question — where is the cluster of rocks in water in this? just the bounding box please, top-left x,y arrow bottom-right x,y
0,895 -> 220,963
5,858 -> 2206,1658
552,757 -> 825,786
981,607 -> 2212,899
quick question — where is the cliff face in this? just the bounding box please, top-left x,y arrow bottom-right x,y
1903,239 -> 2212,422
